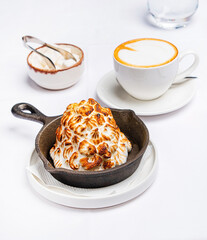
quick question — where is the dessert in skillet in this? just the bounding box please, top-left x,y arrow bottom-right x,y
50,98 -> 132,171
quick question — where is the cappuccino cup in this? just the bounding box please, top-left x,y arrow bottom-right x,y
113,38 -> 199,100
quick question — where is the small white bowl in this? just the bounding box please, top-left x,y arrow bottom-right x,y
27,43 -> 84,90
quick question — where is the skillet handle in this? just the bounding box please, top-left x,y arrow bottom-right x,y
11,103 -> 49,125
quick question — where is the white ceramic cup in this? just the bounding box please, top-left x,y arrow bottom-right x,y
113,38 -> 199,100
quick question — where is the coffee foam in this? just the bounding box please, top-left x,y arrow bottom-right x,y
114,39 -> 178,68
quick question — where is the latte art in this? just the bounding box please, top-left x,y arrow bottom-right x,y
114,38 -> 178,68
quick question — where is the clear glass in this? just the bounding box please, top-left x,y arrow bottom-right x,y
147,0 -> 199,29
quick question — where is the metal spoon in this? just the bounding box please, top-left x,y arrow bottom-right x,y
22,35 -> 77,70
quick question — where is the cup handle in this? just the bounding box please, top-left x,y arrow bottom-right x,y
173,50 -> 199,84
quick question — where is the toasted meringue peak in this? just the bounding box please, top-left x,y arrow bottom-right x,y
50,98 -> 132,171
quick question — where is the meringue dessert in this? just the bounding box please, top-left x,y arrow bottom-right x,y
50,98 -> 132,171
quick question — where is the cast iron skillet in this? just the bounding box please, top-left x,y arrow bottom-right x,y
11,103 -> 149,188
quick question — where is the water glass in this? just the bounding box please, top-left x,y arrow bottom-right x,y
147,0 -> 199,29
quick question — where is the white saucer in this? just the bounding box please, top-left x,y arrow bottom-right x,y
26,141 -> 158,209
96,71 -> 197,116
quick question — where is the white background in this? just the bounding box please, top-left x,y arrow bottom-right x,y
1,0 -> 207,239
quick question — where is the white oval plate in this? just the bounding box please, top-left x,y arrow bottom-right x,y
96,71 -> 197,116
27,140 -> 158,209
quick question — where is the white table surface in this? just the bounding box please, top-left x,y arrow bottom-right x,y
1,0 -> 207,239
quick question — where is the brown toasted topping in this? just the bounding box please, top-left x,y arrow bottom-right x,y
69,152 -> 79,170
103,160 -> 114,169
78,105 -> 94,116
94,113 -> 105,125
74,125 -> 86,137
66,103 -> 79,111
61,112 -> 72,126
80,155 -> 103,170
88,98 -> 97,105
61,114 -> 67,126
64,140 -> 72,146
54,148 -> 61,156
107,117 -> 116,126
79,100 -> 86,106
82,117 -> 97,130
90,138 -> 103,145
74,115 -> 82,123
79,140 -> 97,156
72,135 -> 80,145
113,150 -> 126,165
94,103 -> 102,112
101,133 -> 111,141
119,143 -> 127,152
110,144 -> 118,153
79,157 -> 89,168
50,145 -> 55,154
68,115 -> 82,131
56,126 -> 63,141
97,142 -> 111,158
94,103 -> 112,116
65,127 -> 72,139
91,128 -> 99,139
55,160 -> 62,168
63,146 -> 73,159
104,124 -> 120,141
